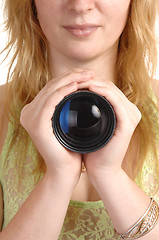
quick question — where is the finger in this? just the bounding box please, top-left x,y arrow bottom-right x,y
40,81 -> 78,121
77,79 -> 126,112
44,68 -> 95,94
78,79 -> 135,113
78,79 -> 105,89
78,79 -> 128,102
30,69 -> 95,108
88,84 -> 141,130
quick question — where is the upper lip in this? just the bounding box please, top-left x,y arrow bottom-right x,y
63,24 -> 100,29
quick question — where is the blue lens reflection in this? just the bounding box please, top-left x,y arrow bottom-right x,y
59,97 -> 102,138
59,100 -> 70,134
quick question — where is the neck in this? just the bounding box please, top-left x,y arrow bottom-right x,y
48,44 -> 118,85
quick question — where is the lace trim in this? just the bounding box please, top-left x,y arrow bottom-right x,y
69,200 -> 104,208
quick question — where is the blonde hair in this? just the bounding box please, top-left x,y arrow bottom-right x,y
1,0 -> 159,185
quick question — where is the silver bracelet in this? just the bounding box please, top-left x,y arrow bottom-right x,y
120,198 -> 159,239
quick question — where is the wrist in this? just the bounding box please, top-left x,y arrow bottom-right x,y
87,167 -> 126,191
88,165 -> 124,181
44,168 -> 80,190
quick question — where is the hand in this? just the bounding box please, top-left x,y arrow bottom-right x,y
78,80 -> 141,178
20,69 -> 95,182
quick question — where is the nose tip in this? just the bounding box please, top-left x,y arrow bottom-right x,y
68,0 -> 95,14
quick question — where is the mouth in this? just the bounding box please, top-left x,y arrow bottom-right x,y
63,24 -> 101,38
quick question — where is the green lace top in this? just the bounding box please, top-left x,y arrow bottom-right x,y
0,97 -> 159,240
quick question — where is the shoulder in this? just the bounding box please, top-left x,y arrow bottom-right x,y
0,83 -> 8,118
0,84 -> 9,156
0,84 -> 6,100
151,79 -> 159,108
0,83 -> 7,115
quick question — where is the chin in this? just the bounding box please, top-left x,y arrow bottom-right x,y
65,47 -> 101,62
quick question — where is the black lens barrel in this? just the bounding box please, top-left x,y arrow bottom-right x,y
52,91 -> 116,153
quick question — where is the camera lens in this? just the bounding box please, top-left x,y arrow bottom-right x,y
52,91 -> 116,153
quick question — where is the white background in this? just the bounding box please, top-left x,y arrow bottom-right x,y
0,1 -> 159,85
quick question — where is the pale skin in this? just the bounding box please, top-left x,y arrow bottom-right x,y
0,0 -> 159,239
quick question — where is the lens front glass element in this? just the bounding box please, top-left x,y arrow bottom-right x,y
53,91 -> 116,153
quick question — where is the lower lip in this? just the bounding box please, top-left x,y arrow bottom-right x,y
64,27 -> 99,37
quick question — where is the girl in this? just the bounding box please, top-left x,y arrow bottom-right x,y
0,0 -> 159,239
